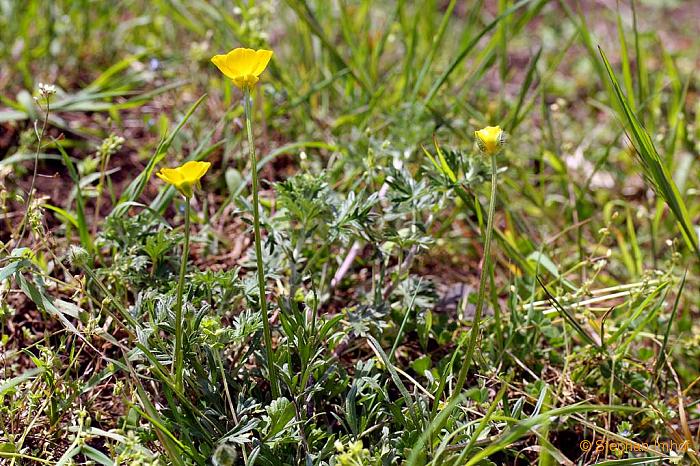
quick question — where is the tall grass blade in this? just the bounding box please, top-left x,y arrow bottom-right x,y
55,139 -> 92,254
599,47 -> 699,259
411,0 -> 457,97
284,0 -> 371,91
615,3 -> 636,112
423,0 -> 533,105
465,404 -> 642,466
367,335 -> 422,429
654,271 -> 686,378
536,276 -> 599,347
112,94 -> 207,216
505,46 -> 542,132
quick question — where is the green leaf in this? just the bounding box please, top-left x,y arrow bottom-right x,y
79,446 -> 114,466
433,135 -> 457,183
599,47 -> 699,259
0,368 -> 43,396
55,138 -> 92,253
527,252 -> 559,278
410,355 -> 432,375
14,272 -> 81,337
0,259 -> 29,282
263,397 -> 296,440
536,277 -> 599,347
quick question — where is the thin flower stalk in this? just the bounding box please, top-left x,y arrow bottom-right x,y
156,160 -> 210,390
211,46 -> 279,397
173,198 -> 190,390
452,126 -> 504,399
15,87 -> 52,249
243,87 -> 280,398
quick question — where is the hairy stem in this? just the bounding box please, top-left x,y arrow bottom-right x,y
174,196 -> 190,391
14,98 -> 50,250
244,87 -> 280,398
452,152 -> 498,399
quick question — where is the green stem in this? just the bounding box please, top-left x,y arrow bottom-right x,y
244,87 -> 280,398
174,196 -> 190,391
13,98 -> 50,250
452,152 -> 498,399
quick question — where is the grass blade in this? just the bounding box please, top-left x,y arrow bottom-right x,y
112,94 -> 207,216
283,0 -> 371,91
654,271 -> 686,377
423,0 -> 533,105
536,276 -> 599,347
599,47 -> 699,259
55,138 -> 92,254
366,335 -> 422,429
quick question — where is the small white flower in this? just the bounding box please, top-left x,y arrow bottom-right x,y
38,82 -> 57,97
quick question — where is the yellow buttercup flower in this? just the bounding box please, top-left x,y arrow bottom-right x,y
211,48 -> 273,90
475,125 -> 505,155
156,161 -> 211,198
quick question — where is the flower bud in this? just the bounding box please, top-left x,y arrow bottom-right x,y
475,125 -> 506,155
67,245 -> 90,267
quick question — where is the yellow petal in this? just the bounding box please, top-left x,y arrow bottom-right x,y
155,171 -> 171,184
211,54 -> 237,80
211,48 -> 273,87
180,161 -> 211,182
197,161 -> 211,179
157,167 -> 184,184
251,49 -> 273,76
228,48 -> 257,75
156,161 -> 210,197
474,125 -> 504,155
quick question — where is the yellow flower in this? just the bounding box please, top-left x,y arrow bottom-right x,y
211,48 -> 273,90
474,125 -> 505,155
156,161 -> 211,198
